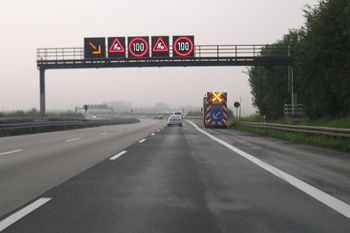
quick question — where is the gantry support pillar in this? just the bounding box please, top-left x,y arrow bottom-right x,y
40,68 -> 46,116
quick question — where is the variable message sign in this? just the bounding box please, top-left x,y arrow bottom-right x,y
173,36 -> 194,58
84,38 -> 106,59
108,37 -> 126,58
151,36 -> 169,57
128,37 -> 149,58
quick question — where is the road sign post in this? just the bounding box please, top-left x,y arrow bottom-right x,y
234,101 -> 240,121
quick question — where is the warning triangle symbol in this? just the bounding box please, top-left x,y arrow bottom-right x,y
109,38 -> 125,53
153,37 -> 168,52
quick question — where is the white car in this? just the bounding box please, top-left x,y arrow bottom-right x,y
168,115 -> 182,127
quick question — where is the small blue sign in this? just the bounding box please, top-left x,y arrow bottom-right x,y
210,109 -> 223,122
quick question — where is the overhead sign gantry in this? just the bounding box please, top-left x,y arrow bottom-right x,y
36,35 -> 294,116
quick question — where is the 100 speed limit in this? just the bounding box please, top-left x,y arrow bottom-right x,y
173,36 -> 194,57
128,37 -> 149,57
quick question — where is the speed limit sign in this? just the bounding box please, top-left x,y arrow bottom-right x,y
128,37 -> 149,58
173,36 -> 194,58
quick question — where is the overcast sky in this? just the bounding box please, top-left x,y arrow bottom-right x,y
1,0 -> 319,115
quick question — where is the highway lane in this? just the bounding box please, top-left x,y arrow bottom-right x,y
0,119 -> 166,217
1,120 -> 349,232
192,119 -> 350,206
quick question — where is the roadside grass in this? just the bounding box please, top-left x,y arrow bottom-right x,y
297,115 -> 350,128
231,114 -> 350,152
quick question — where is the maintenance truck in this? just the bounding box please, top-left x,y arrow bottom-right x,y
203,92 -> 228,128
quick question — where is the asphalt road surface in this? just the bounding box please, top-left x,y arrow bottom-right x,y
0,119 -> 350,232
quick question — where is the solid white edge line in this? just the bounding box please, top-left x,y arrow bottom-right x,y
109,151 -> 127,160
139,139 -> 146,143
187,120 -> 350,219
0,197 -> 51,232
65,138 -> 81,142
0,149 -> 23,156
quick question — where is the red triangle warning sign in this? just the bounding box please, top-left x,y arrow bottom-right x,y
153,37 -> 169,52
109,38 -> 125,53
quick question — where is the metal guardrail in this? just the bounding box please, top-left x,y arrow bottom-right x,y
0,117 -> 139,135
0,117 -> 83,124
236,122 -> 350,138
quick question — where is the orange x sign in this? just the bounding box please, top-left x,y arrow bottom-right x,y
212,92 -> 223,102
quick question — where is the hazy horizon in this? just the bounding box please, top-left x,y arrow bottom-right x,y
1,0 -> 319,116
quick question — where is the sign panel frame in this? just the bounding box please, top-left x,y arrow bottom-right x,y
108,37 -> 126,58
128,37 -> 149,58
84,37 -> 106,59
210,108 -> 224,122
151,36 -> 169,57
172,36 -> 194,58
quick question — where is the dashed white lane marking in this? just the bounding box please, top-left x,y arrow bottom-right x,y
99,132 -> 107,136
157,130 -> 160,132
109,151 -> 127,160
0,197 -> 51,232
188,120 -> 350,220
151,133 -> 155,136
0,149 -> 23,156
65,138 -> 81,142
139,139 -> 146,143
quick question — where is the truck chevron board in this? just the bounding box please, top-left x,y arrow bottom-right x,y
204,92 -> 228,127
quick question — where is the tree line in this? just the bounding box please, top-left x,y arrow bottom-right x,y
248,0 -> 350,120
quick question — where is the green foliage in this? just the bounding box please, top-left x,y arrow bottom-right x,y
297,114 -> 350,128
0,109 -> 84,118
247,0 -> 350,121
247,30 -> 299,120
240,114 -> 264,122
227,108 -> 234,119
186,110 -> 202,116
25,108 -> 40,117
236,125 -> 350,152
46,111 -> 84,118
297,0 -> 350,119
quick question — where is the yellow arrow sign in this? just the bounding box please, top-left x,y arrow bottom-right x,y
89,42 -> 101,54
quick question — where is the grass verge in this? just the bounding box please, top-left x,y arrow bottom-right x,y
231,114 -> 350,152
